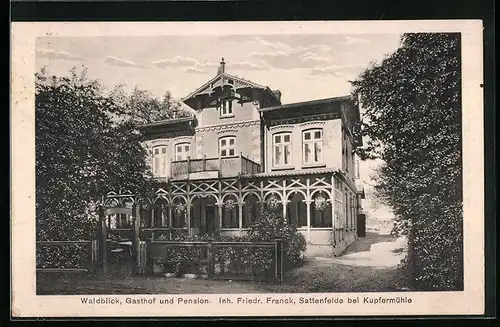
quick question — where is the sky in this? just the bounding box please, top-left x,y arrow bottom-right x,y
35,33 -> 401,221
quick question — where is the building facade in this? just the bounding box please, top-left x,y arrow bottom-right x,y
106,59 -> 365,257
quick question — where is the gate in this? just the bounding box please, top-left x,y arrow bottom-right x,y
137,241 -> 148,274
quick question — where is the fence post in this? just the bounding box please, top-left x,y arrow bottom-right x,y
132,205 -> 141,275
98,206 -> 108,275
207,239 -> 215,280
87,239 -> 98,273
203,155 -> 207,171
187,156 -> 191,174
274,238 -> 283,284
146,238 -> 154,275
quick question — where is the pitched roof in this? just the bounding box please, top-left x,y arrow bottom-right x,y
181,72 -> 280,104
137,116 -> 195,129
258,95 -> 353,113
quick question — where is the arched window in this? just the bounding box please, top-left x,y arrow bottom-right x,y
153,146 -> 167,177
153,198 -> 169,228
219,136 -> 236,157
286,191 -> 307,227
175,142 -> 190,161
222,195 -> 239,228
310,191 -> 332,228
302,129 -> 323,165
273,132 -> 292,167
190,197 -> 202,230
243,194 -> 259,228
263,193 -> 283,213
117,199 -> 133,228
139,203 -> 152,228
172,198 -> 187,228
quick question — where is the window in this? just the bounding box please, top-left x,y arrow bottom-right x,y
175,142 -> 190,161
310,192 -> 332,228
153,146 -> 167,176
222,205 -> 238,228
221,100 -> 233,117
273,133 -> 292,167
153,199 -> 169,228
302,129 -> 323,165
286,192 -> 307,227
219,136 -> 236,157
243,194 -> 259,228
172,199 -> 186,228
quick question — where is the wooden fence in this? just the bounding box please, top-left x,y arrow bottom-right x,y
144,239 -> 283,283
36,237 -> 284,284
36,240 -> 99,273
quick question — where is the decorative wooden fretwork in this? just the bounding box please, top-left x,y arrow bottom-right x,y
268,113 -> 341,127
196,120 -> 260,133
269,124 -> 295,132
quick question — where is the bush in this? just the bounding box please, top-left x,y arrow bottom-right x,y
151,208 -> 307,279
244,208 -> 307,270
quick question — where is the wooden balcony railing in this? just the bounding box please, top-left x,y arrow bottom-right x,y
170,153 -> 261,180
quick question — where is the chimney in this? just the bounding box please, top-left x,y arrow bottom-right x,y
218,57 -> 226,74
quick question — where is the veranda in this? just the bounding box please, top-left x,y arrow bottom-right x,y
104,168 -> 360,257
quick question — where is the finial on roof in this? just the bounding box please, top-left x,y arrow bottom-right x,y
218,57 -> 226,74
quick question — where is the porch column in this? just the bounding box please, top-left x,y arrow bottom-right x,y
238,179 -> 243,233
238,202 -> 243,233
131,205 -> 140,274
305,200 -> 311,243
187,183 -> 191,236
186,201 -> 191,236
282,180 -> 287,223
331,175 -> 336,245
98,206 -> 107,275
218,202 -> 223,236
305,178 -> 311,243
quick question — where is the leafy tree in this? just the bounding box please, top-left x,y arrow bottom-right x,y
36,67 -> 158,241
352,33 -> 463,290
109,85 -> 191,125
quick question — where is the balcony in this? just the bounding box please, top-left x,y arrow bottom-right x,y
170,154 -> 261,180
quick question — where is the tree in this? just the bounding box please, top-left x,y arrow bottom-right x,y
35,67 -> 158,241
109,85 -> 191,125
351,33 -> 463,290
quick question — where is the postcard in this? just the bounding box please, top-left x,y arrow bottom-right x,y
11,20 -> 484,317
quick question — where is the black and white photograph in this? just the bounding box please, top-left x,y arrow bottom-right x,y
11,21 -> 484,317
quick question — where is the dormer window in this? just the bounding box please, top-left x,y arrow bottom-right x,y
221,100 -> 233,117
219,136 -> 236,157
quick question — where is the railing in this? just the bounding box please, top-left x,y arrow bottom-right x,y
170,153 -> 261,180
36,240 -> 99,273
146,239 -> 283,283
140,228 -> 190,241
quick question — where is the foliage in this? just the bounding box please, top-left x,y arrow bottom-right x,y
152,209 -> 306,278
352,33 -> 463,290
36,67 -> 157,241
108,85 -> 192,125
36,243 -> 90,269
245,208 -> 307,270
